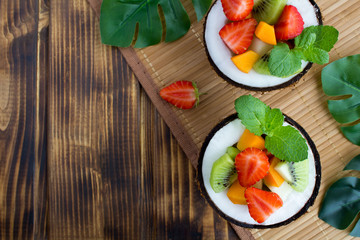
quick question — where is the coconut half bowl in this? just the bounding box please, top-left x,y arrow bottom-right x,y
204,0 -> 323,91
196,113 -> 321,228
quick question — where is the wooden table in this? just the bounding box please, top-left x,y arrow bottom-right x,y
0,0 -> 240,239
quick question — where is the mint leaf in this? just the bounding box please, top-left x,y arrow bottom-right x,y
234,95 -> 308,162
265,125 -> 308,162
234,95 -> 269,136
269,25 -> 339,77
295,32 -> 316,49
296,25 -> 339,52
269,43 -> 303,77
303,47 -> 329,64
265,108 -> 284,133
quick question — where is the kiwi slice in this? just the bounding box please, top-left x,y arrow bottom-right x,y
226,146 -> 240,160
253,52 -> 271,75
210,153 -> 237,193
253,51 -> 303,77
253,0 -> 287,25
275,159 -> 309,192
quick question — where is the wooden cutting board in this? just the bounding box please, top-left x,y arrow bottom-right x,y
87,0 -> 360,239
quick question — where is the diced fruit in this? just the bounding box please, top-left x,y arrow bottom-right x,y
245,187 -> 283,223
159,81 -> 200,109
264,157 -> 284,187
227,180 -> 247,205
235,147 -> 269,187
267,181 -> 293,202
219,19 -> 257,55
237,129 -> 265,151
253,51 -> 302,76
248,36 -> 273,57
253,52 -> 271,75
227,146 -> 241,160
231,50 -> 260,73
255,21 -> 277,45
221,0 -> 254,21
275,5 -> 304,40
275,159 -> 309,192
210,153 -> 238,193
252,0 -> 287,25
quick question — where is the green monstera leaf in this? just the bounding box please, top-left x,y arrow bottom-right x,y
100,0 -> 212,48
318,176 -> 360,237
321,54 -> 360,146
319,155 -> 360,237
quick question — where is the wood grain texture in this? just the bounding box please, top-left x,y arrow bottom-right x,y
0,0 -> 49,239
48,0 -> 238,239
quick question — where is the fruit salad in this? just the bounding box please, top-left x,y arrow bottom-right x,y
204,0 -> 338,91
197,95 -> 320,227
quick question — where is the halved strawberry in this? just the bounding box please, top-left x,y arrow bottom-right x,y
221,0 -> 254,21
245,187 -> 283,223
234,147 -> 269,187
274,5 -> 304,40
219,18 -> 257,55
159,80 -> 200,109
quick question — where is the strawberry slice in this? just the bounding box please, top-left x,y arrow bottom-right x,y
235,147 -> 269,187
221,0 -> 254,21
219,18 -> 257,55
159,80 -> 200,109
245,187 -> 283,223
274,5 -> 304,40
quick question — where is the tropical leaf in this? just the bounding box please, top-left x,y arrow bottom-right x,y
100,0 -> 212,48
318,176 -> 360,236
321,54 -> 360,146
344,154 -> 360,171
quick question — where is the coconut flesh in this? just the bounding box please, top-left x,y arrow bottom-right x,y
204,0 -> 320,89
200,117 -> 319,227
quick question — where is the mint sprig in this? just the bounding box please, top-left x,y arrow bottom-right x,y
269,25 -> 339,77
235,95 -> 307,162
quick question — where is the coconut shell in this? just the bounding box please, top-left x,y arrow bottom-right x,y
203,0 -> 323,91
196,113 -> 321,228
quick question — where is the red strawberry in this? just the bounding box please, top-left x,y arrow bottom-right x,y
221,0 -> 254,21
245,187 -> 283,223
159,80 -> 200,109
275,5 -> 304,40
235,147 -> 269,187
219,18 -> 257,54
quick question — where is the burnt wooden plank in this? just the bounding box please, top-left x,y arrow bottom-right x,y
0,0 -> 49,239
48,0 -> 239,239
48,0 -> 106,238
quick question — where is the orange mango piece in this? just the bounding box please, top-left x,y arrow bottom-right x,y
231,50 -> 260,74
255,21 -> 277,45
227,180 -> 247,205
237,129 -> 265,151
264,157 -> 284,187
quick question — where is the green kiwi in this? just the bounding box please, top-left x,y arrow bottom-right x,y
210,153 -> 237,193
253,52 -> 271,75
253,0 -> 287,25
253,51 -> 303,77
226,146 -> 240,160
275,159 -> 309,192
